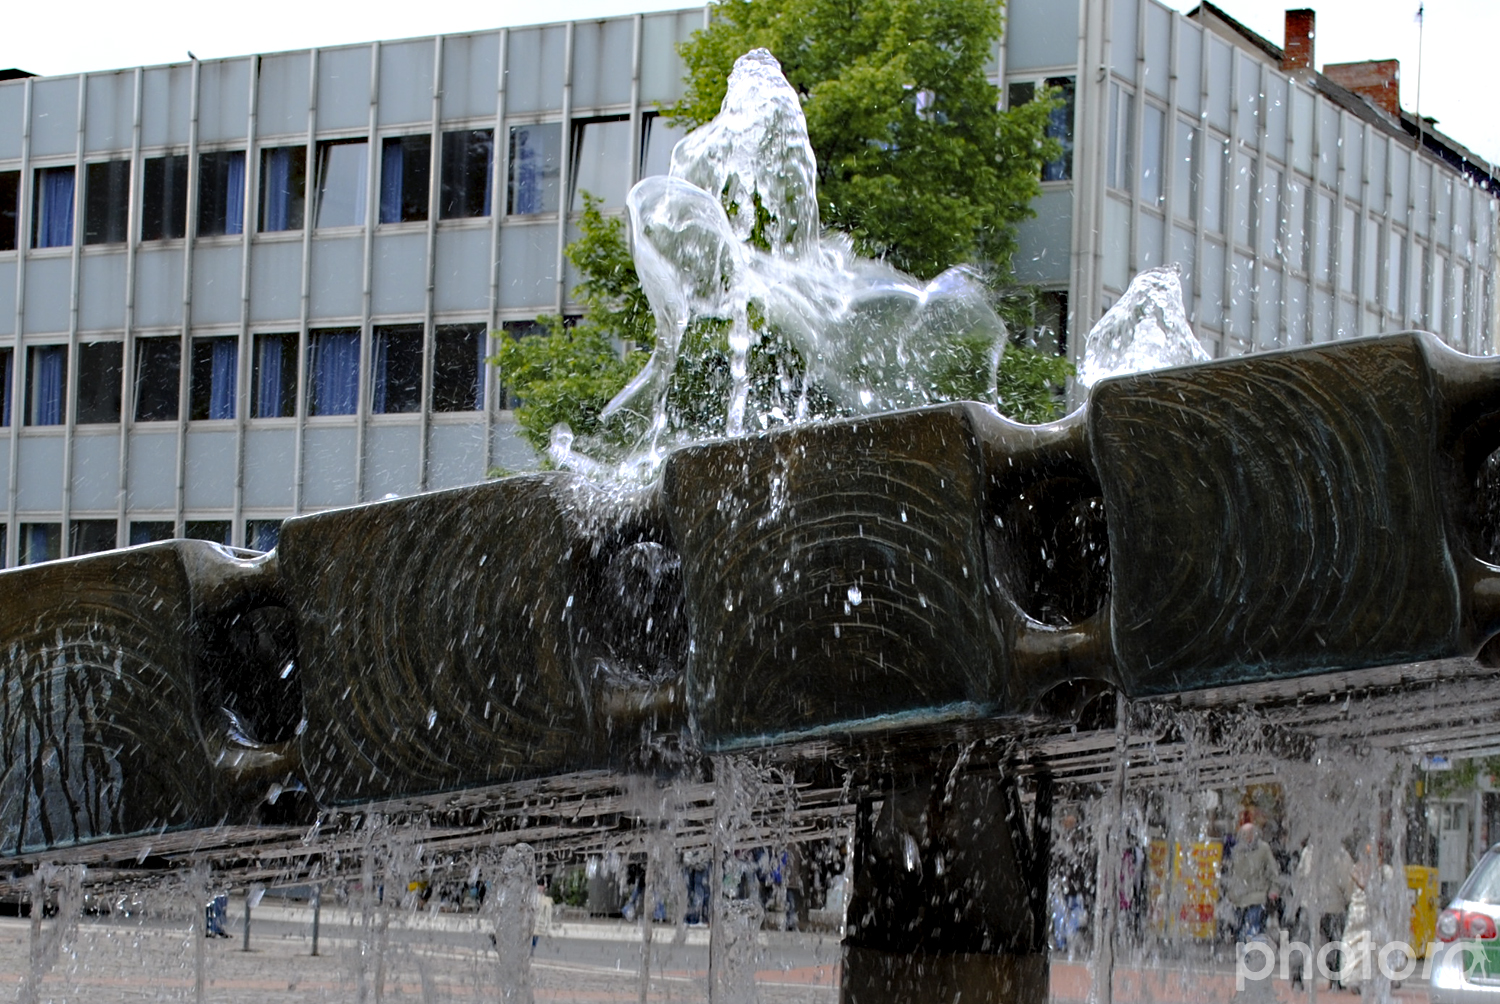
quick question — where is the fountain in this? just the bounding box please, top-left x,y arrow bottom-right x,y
4,48 -> 1500,1004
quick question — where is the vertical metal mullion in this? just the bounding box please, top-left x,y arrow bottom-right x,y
1161,14 -> 1180,264
354,42 -> 381,505
1218,54 -> 1238,355
115,69 -> 144,546
417,36 -> 442,494
1189,25 -> 1208,352
5,77 -> 33,567
1067,0 -> 1111,387
1405,146 -> 1419,330
1278,79 -> 1294,349
1125,0 -> 1145,279
1332,108 -> 1351,342
483,29 -> 509,473
174,58 -> 202,537
293,50 -> 319,517
60,74 -> 87,555
627,16 -> 643,189
1246,63 -> 1265,351
233,58 -> 260,545
554,22 -> 576,314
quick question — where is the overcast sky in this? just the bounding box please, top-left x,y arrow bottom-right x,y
5,0 -> 1496,165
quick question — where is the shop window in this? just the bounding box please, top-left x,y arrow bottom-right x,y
198,151 -> 246,237
184,520 -> 231,545
190,336 -> 237,420
129,520 -> 175,546
372,325 -> 422,414
26,345 -> 66,426
259,145 -> 306,232
433,323 -> 485,412
20,523 -> 61,565
77,342 -> 123,424
315,139 -> 369,228
307,328 -> 360,416
639,112 -> 686,180
379,135 -> 430,224
0,170 -> 17,251
440,129 -> 493,219
252,333 -> 298,419
571,116 -> 631,211
84,160 -> 130,245
134,337 -> 181,422
246,519 -> 282,553
32,166 -> 74,248
69,520 -> 117,556
507,123 -> 561,215
0,347 -> 11,427
141,154 -> 189,241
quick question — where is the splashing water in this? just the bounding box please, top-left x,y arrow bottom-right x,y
1077,265 -> 1209,388
553,48 -> 1012,479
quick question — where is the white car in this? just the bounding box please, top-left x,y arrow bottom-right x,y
1432,845 -> 1500,1002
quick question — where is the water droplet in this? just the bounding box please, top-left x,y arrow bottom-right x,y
847,585 -> 863,606
425,708 -> 437,729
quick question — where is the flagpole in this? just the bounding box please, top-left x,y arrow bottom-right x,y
1415,2 -> 1424,150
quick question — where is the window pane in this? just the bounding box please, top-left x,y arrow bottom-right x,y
1171,120 -> 1197,222
440,129 -> 494,219
184,520 -> 231,545
32,166 -> 75,248
0,525 -> 6,569
571,117 -> 631,211
308,328 -> 360,416
372,324 -> 422,414
639,113 -> 687,181
246,519 -> 282,552
77,342 -> 123,424
191,336 -> 238,420
0,170 -> 17,251
84,160 -> 130,244
0,348 -> 11,427
142,154 -> 189,241
259,145 -> 306,231
379,135 -> 431,224
1106,83 -> 1133,192
129,520 -> 175,546
315,140 -> 370,228
1201,135 -> 1226,234
1140,104 -> 1164,206
69,519 -> 117,556
134,337 -> 181,422
26,345 -> 66,425
1232,153 -> 1254,249
1042,77 -> 1076,182
198,151 -> 246,237
433,323 -> 484,412
507,123 -> 562,215
252,333 -> 298,419
20,523 -> 61,565
499,320 -> 546,408
1284,180 -> 1306,272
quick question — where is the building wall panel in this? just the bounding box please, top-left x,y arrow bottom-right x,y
198,59 -> 251,144
490,422 -> 537,473
309,236 -> 363,319
378,40 -> 435,126
17,437 -> 65,511
571,19 -> 634,112
257,52 -> 312,140
442,33 -> 500,122
1111,0 -> 1137,82
134,248 -> 185,328
434,227 -> 492,312
371,231 -> 427,315
506,27 -> 567,115
243,428 -> 295,507
1013,191 -> 1073,284
126,430 -> 177,509
85,72 -> 134,154
366,423 -> 421,499
1003,0 -> 1080,72
0,262 -> 15,336
30,77 -> 79,159
70,433 -> 119,511
79,253 -> 127,331
23,257 -> 72,335
0,83 -> 24,160
190,245 -> 243,325
184,430 -> 236,509
0,435 -> 9,500
640,12 -> 699,105
303,425 -> 358,507
317,46 -> 372,132
497,224 -> 558,309
427,421 -> 485,490
250,242 -> 304,322
141,65 -> 192,149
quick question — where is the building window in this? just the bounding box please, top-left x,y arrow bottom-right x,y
191,336 -> 237,420
372,324 -> 422,414
32,166 -> 75,248
379,135 -> 430,224
77,342 -> 123,424
134,337 -> 181,422
0,525 -> 5,569
499,319 -> 547,408
246,519 -> 282,552
440,129 -> 493,220
315,139 -> 369,228
0,348 -> 11,427
184,520 -> 231,545
69,520 -> 117,556
26,345 -> 67,426
198,151 -> 246,237
260,145 -> 306,232
507,124 -> 562,215
84,160 -> 130,245
639,112 -> 687,180
0,170 -> 17,251
1140,104 -> 1165,208
1008,77 -> 1076,182
141,154 -> 189,241
129,520 -> 175,546
1106,83 -> 1133,193
307,328 -> 360,416
433,323 -> 485,412
20,523 -> 61,565
571,116 -> 631,211
252,333 -> 298,419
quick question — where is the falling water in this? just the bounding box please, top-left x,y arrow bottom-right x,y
1077,265 -> 1209,388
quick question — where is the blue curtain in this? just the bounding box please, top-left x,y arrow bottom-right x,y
312,332 -> 359,416
27,525 -> 56,564
248,521 -> 280,552
210,338 -> 236,419
37,168 -> 75,248
255,338 -> 283,418
264,149 -> 290,231
225,152 -> 246,235
0,351 -> 10,427
481,138 -> 494,218
372,330 -> 389,414
32,347 -> 64,425
379,140 -> 403,224
515,129 -> 540,214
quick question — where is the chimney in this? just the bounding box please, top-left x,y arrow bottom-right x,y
1284,9 -> 1316,73
1324,60 -> 1402,118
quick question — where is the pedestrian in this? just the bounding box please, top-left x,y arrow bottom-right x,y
1223,823 -> 1281,941
532,880 -> 553,954
1293,839 -> 1354,987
